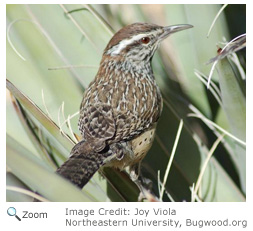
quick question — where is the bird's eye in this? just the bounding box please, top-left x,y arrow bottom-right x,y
140,37 -> 150,44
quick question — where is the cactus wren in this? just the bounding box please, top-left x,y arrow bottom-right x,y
57,23 -> 193,189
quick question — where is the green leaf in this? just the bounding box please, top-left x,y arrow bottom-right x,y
7,79 -> 74,152
7,135 -> 93,202
217,57 -> 246,193
102,168 -> 139,202
6,173 -> 32,202
196,137 -> 245,202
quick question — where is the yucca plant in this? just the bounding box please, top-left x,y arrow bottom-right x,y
6,4 -> 246,202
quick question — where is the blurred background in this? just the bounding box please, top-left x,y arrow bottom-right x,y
6,4 -> 246,202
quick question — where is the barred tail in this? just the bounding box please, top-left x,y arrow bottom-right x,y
56,140 -> 107,188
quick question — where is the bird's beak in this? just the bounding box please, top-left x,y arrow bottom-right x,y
159,24 -> 193,40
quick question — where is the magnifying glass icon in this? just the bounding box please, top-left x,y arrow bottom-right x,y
7,207 -> 21,221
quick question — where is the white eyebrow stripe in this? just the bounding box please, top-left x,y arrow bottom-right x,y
108,32 -> 154,55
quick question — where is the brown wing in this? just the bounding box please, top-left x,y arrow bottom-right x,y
78,104 -> 116,152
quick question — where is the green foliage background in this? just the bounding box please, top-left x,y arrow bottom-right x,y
6,4 -> 246,202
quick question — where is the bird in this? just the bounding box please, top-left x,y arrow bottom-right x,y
56,22 -> 193,190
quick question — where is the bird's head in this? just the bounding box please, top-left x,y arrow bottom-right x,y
103,22 -> 193,63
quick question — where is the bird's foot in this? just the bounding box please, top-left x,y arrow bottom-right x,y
109,141 -> 133,161
129,163 -> 153,201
